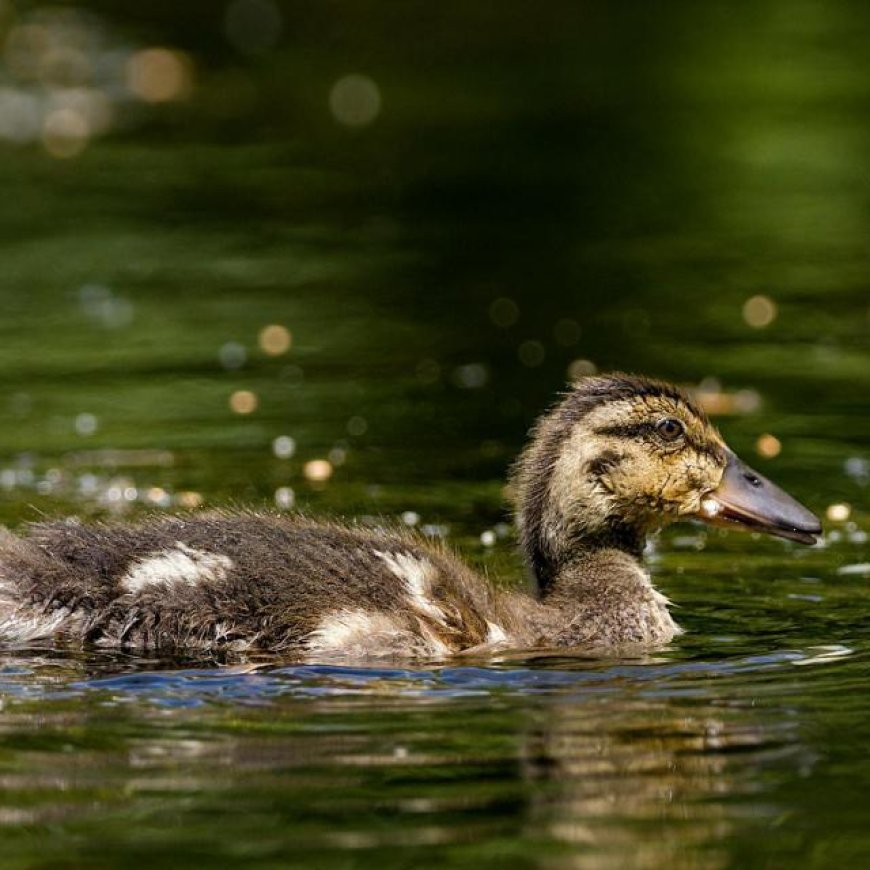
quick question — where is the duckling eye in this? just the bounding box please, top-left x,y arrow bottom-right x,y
656,417 -> 685,443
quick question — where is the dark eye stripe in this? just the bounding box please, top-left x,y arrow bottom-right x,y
594,422 -> 656,438
594,422 -> 725,462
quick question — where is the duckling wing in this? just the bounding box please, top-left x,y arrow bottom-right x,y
0,513 -> 498,656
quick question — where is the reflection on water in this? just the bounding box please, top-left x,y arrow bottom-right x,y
0,652 -> 855,866
526,707 -> 758,869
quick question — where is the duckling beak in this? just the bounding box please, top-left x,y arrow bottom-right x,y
698,452 -> 821,545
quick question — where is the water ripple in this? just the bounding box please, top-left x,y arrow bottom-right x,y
0,644 -> 830,708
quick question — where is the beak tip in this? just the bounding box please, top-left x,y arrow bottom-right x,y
786,524 -> 822,546
786,510 -> 823,545
699,453 -> 822,546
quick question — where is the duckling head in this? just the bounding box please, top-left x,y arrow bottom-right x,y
513,373 -> 821,596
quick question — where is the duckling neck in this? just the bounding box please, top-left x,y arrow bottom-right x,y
511,512 -> 680,646
523,545 -> 678,648
542,539 -> 646,602
524,515 -> 649,599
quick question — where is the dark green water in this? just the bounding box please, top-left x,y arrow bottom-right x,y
0,1 -> 867,867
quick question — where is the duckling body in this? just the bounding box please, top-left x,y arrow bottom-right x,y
0,374 -> 820,657
0,514 -> 675,655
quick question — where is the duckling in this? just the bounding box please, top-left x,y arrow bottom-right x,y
0,374 -> 820,657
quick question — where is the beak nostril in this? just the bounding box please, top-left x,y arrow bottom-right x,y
743,473 -> 762,488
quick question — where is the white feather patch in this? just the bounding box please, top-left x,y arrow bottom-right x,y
374,550 -> 445,622
305,608 -> 452,659
121,543 -> 233,593
305,609 -> 400,652
485,620 -> 508,644
0,574 -> 80,642
0,604 -> 74,643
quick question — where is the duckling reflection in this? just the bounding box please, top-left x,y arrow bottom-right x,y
0,374 -> 820,656
0,647 -> 820,864
520,692 -> 805,868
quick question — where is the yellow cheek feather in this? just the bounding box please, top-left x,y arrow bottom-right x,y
619,450 -> 725,517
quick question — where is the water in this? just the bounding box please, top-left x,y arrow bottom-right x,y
0,645 -> 868,867
0,0 -> 867,866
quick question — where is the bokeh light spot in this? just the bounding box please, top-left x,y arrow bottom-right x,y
743,295 -> 777,328
453,363 -> 489,389
329,74 -> 381,127
51,88 -> 113,135
272,435 -> 296,459
74,412 -> 98,436
177,491 -> 204,509
826,503 -> 850,522
145,487 -> 171,508
733,389 -> 762,414
755,433 -> 781,458
0,87 -> 41,143
488,297 -> 519,328
229,390 -> 258,414
258,324 -> 291,355
518,340 -> 545,367
42,107 -> 89,157
328,446 -> 348,466
568,359 -> 597,381
304,459 -> 333,482
4,24 -> 50,81
39,46 -> 91,88
844,457 -> 869,484
219,341 -> 247,370
127,48 -> 193,103
274,486 -> 295,509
